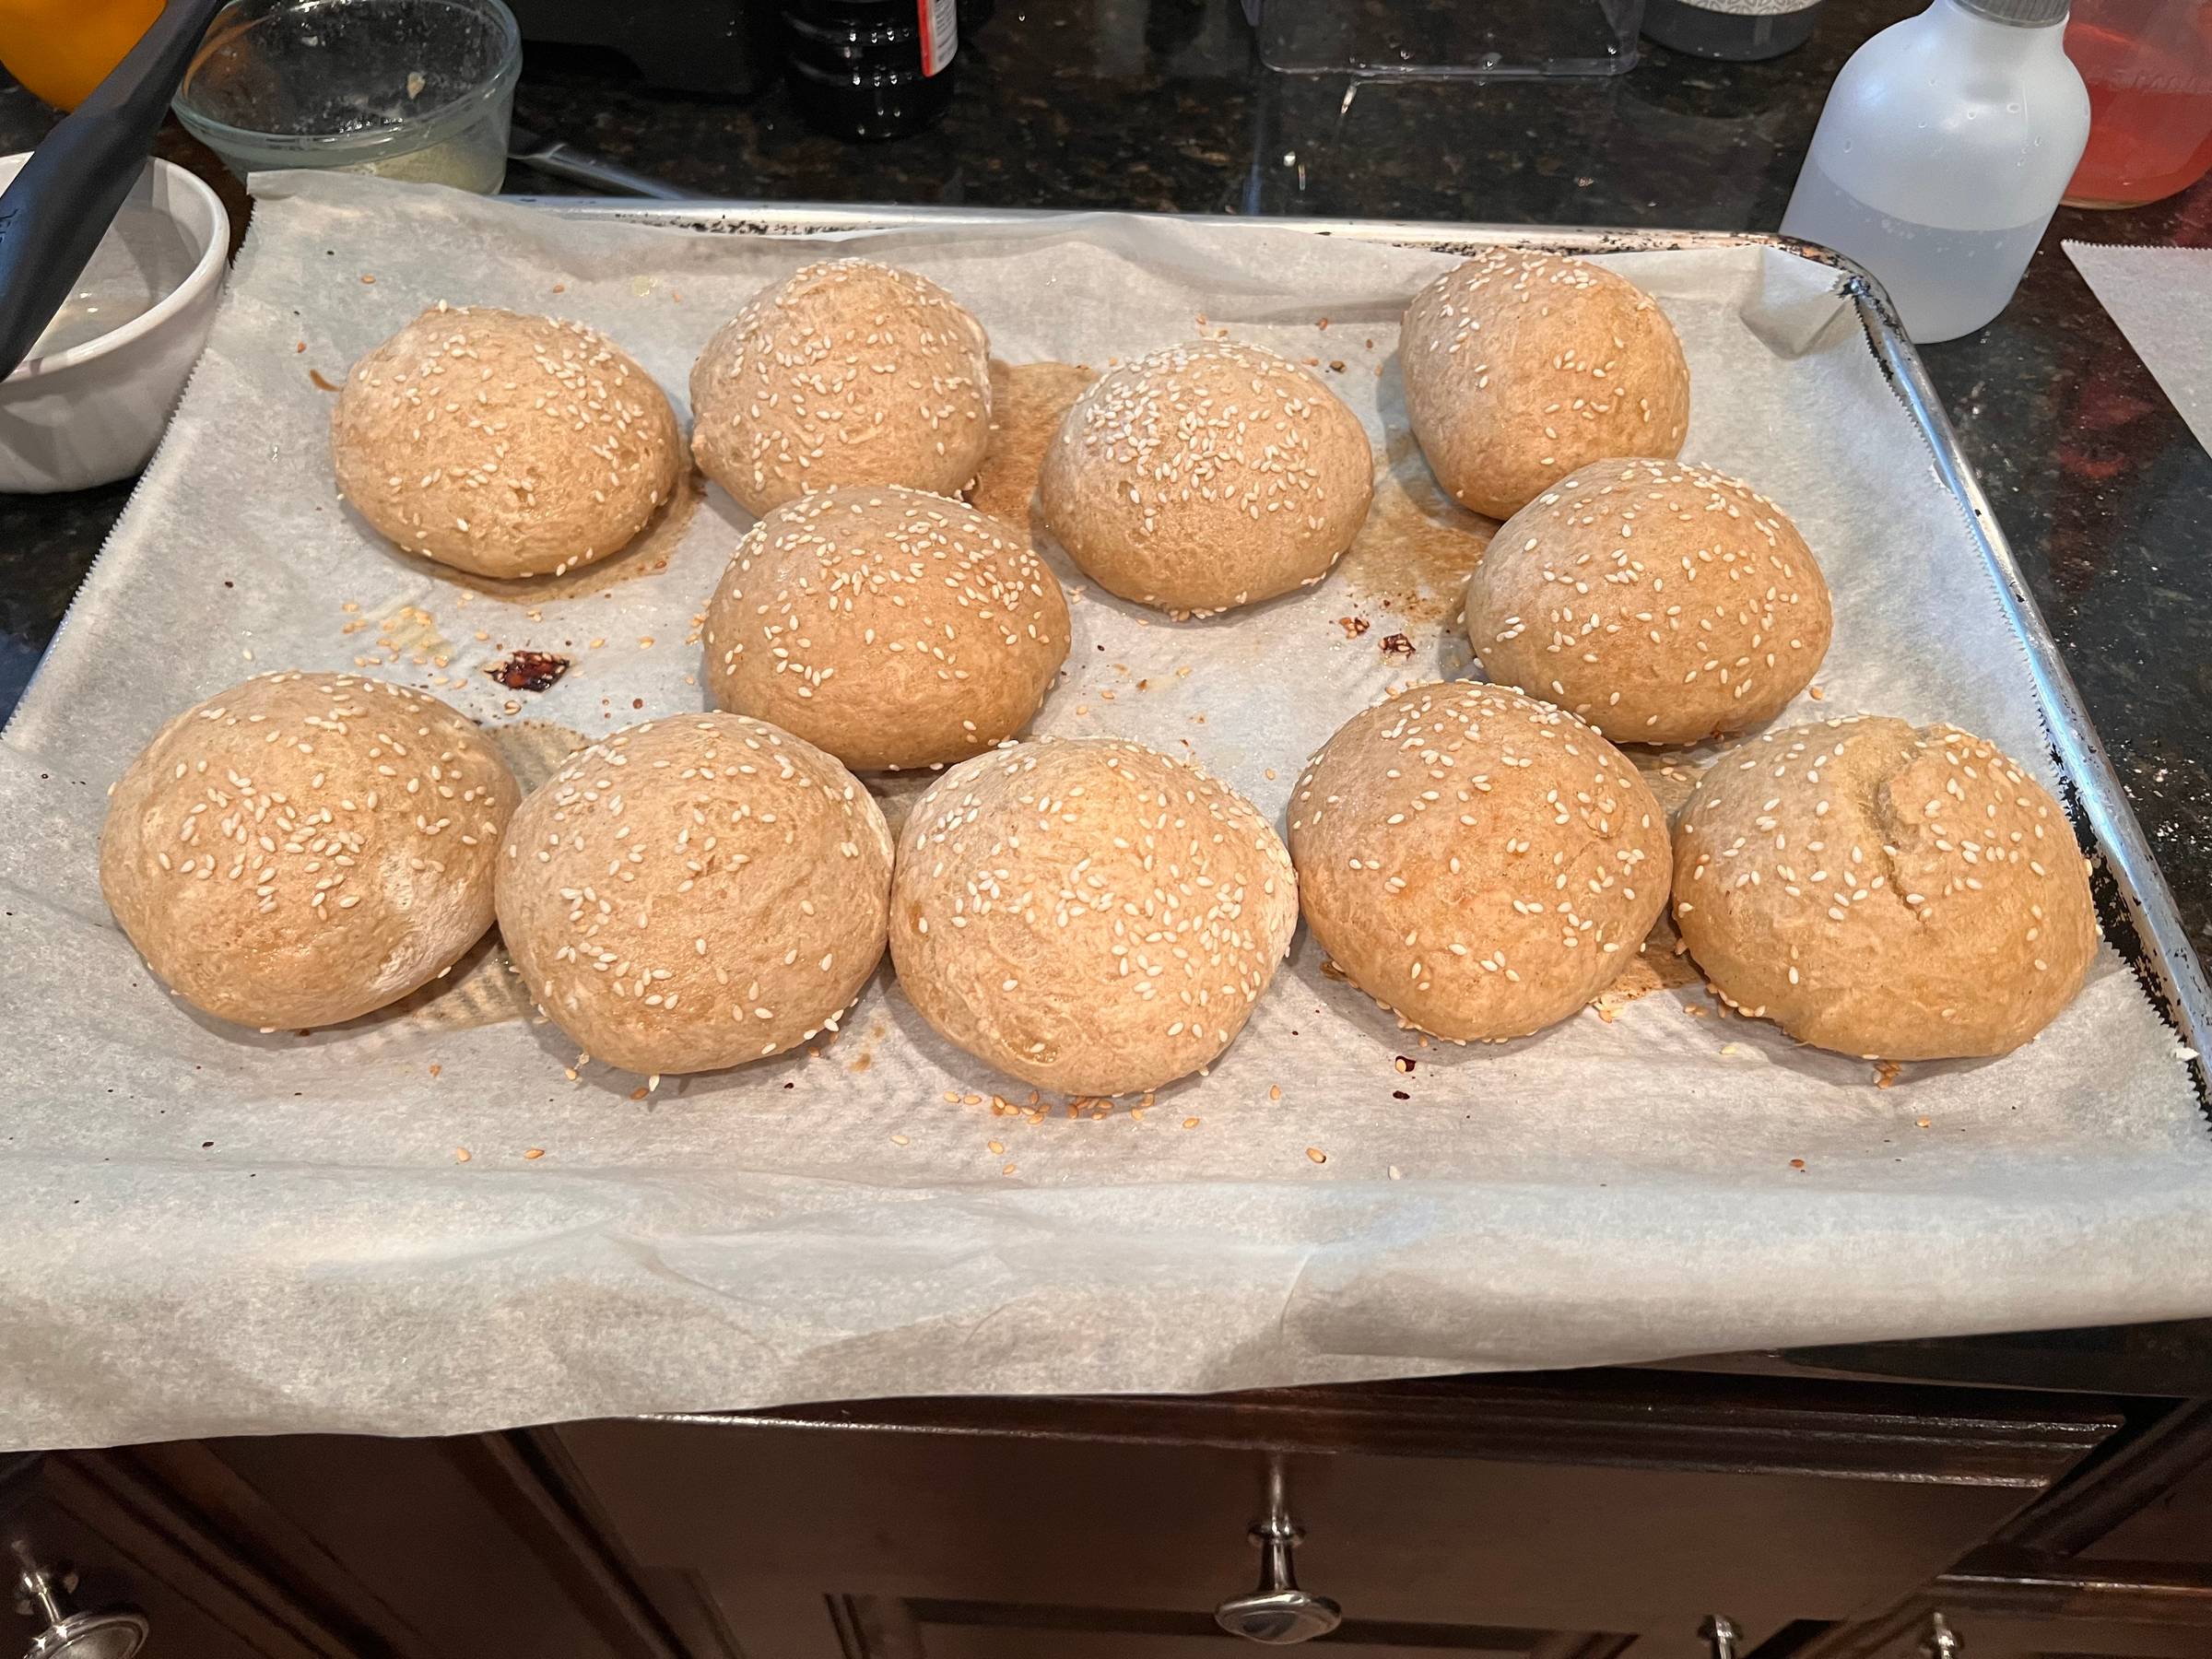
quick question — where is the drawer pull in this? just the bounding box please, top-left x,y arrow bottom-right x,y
1212,1459 -> 1341,1646
1922,1613 -> 1961,1659
11,1559 -> 148,1659
1700,1615 -> 1740,1659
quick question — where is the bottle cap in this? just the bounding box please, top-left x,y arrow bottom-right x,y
1954,0 -> 2069,24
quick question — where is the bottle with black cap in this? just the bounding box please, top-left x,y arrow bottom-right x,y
1644,0 -> 1827,62
1781,0 -> 2089,343
783,0 -> 959,140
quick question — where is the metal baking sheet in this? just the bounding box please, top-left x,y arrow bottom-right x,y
2,180 -> 2206,1449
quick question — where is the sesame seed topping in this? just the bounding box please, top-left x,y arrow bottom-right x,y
691,257 -> 992,515
1403,250 -> 1689,517
703,486 -> 1068,771
496,712 -> 893,1076
1672,715 -> 2097,1059
333,306 -> 679,579
1041,339 -> 1371,617
1464,458 -> 1831,747
1288,680 -> 1667,1044
103,671 -> 518,1028
889,736 -> 1298,1096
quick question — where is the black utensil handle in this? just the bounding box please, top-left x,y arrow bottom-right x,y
0,0 -> 230,382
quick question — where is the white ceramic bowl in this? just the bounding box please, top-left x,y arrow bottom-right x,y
0,155 -> 229,494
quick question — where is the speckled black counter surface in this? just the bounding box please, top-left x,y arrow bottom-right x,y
4,0 -> 2210,1397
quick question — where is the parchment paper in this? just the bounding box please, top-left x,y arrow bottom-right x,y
1,174 -> 2205,1451
2066,241 -> 2212,458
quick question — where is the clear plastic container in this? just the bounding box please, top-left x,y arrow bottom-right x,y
1254,0 -> 1644,79
1780,0 -> 2089,344
2063,0 -> 2212,208
174,0 -> 520,194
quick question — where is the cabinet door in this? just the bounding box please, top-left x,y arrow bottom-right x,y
629,1583 -> 1639,1658
1929,1623 -> 2208,1659
7,1437 -> 685,1659
549,1374 -> 2121,1659
176,1432 -> 673,1659
0,1453 -> 340,1658
1849,1598 -> 2212,1659
829,1597 -> 1635,1658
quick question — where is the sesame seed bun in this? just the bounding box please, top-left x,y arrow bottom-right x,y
1402,252 -> 1690,521
497,714 -> 893,1077
889,737 -> 1299,1096
1038,341 -> 1374,618
689,258 -> 992,519
702,486 -> 1069,772
1465,460 -> 1833,747
99,672 -> 520,1030
1672,716 -> 2097,1060
332,305 -> 682,580
1288,680 -> 1668,1041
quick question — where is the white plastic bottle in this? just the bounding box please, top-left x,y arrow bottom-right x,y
1781,0 -> 2090,344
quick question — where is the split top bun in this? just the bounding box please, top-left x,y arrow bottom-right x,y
1402,251 -> 1690,521
1039,340 -> 1374,618
1465,459 -> 1832,746
889,737 -> 1299,1096
1289,680 -> 1668,1041
1673,716 -> 2098,1060
689,257 -> 992,517
332,305 -> 682,579
703,486 -> 1069,772
497,714 -> 893,1077
100,671 -> 520,1030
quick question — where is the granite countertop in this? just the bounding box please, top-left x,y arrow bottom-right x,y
4,0 -> 2209,1400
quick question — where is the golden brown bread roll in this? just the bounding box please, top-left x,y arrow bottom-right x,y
332,305 -> 682,579
1289,680 -> 1668,1041
1465,459 -> 1832,746
1672,716 -> 2098,1060
100,671 -> 520,1029
889,737 -> 1298,1095
1038,340 -> 1373,618
1402,251 -> 1689,520
497,714 -> 892,1076
702,486 -> 1069,772
689,257 -> 991,517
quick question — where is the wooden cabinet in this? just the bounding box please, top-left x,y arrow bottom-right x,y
1781,1399 -> 2212,1659
9,1371 -> 2212,1659
1920,1576 -> 2212,1659
0,1450 -> 335,1657
545,1372 -> 2128,1659
1818,1574 -> 2212,1659
819,1608 -> 1641,1657
0,1436 -> 682,1659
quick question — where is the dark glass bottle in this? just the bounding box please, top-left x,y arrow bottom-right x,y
782,0 -> 958,141
1643,0 -> 1826,61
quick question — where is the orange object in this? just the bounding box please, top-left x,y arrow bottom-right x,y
2065,0 -> 2212,208
0,0 -> 165,110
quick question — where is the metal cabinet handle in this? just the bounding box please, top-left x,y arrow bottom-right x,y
1922,1612 -> 1961,1659
1212,1458 -> 1342,1645
1700,1615 -> 1740,1659
11,1560 -> 147,1659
